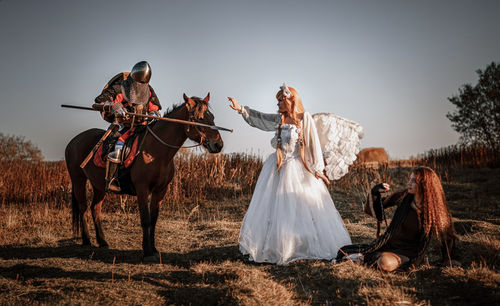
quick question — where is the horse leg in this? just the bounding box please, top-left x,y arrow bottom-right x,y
150,190 -> 166,255
137,187 -> 154,259
90,186 -> 108,248
73,180 -> 91,246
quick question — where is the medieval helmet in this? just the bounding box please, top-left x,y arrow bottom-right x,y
130,61 -> 152,84
121,61 -> 152,105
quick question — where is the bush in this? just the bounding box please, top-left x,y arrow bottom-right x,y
0,133 -> 43,162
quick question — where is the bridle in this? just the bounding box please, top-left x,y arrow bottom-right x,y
186,112 -> 208,145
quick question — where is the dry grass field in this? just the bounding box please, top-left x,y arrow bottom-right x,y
0,146 -> 499,305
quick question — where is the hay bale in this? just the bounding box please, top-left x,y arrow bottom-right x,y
356,148 -> 388,164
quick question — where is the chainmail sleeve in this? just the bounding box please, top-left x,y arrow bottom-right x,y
94,72 -> 126,123
94,72 -> 125,103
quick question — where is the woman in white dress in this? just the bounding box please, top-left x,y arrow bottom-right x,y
228,84 -> 357,265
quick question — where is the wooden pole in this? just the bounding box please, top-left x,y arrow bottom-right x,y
80,124 -> 117,168
61,104 -> 233,132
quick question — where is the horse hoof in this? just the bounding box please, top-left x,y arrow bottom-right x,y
99,244 -> 109,249
143,255 -> 159,264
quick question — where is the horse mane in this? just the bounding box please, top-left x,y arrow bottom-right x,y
162,103 -> 184,118
162,97 -> 212,119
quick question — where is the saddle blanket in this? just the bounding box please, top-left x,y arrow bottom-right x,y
93,134 -> 139,168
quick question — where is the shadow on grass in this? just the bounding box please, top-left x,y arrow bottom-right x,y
0,244 -> 243,305
1,224 -> 497,305
264,261 -> 373,305
411,266 -> 500,305
261,227 -> 500,305
264,259 -> 499,305
0,262 -> 240,305
0,241 -> 244,267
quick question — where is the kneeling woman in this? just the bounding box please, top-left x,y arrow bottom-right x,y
339,166 -> 457,271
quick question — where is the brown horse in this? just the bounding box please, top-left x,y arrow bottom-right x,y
65,93 -> 223,261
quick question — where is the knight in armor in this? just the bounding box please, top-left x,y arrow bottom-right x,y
95,61 -> 162,192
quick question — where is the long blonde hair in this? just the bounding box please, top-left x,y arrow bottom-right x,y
414,166 -> 456,242
275,86 -> 311,173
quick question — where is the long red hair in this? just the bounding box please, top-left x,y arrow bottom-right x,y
413,166 -> 456,242
275,87 -> 311,173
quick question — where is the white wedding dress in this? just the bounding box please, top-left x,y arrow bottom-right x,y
238,107 -> 361,265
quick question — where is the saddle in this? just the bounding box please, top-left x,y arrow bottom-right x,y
93,125 -> 147,196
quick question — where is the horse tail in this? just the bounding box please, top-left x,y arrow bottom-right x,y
71,188 -> 81,236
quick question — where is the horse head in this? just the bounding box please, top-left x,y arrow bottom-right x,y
183,93 -> 223,153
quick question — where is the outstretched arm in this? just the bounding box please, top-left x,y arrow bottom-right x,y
228,97 -> 280,131
371,183 -> 409,208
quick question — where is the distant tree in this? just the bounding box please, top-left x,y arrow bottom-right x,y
0,133 -> 43,162
446,62 -> 500,149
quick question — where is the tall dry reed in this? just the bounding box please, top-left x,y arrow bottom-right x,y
0,144 -> 497,212
0,152 -> 263,211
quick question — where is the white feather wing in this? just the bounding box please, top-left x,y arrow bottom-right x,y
312,113 -> 364,180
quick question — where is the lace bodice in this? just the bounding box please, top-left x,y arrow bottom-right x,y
271,124 -> 302,160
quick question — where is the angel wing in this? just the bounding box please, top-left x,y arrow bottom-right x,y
312,113 -> 364,180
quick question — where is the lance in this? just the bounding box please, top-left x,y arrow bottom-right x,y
61,104 -> 234,132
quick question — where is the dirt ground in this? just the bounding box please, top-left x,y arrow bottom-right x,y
0,167 -> 499,305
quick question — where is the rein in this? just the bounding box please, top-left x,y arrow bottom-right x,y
146,105 -> 209,149
146,125 -> 203,149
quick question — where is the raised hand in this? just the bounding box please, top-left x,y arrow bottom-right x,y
379,183 -> 390,193
228,97 -> 242,112
371,182 -> 390,196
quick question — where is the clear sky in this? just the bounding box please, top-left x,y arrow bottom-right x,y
0,0 -> 499,160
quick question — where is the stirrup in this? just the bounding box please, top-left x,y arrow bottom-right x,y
108,148 -> 122,163
106,179 -> 121,193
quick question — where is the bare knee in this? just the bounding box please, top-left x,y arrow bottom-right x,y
376,252 -> 402,272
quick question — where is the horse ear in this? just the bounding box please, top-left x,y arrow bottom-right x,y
183,93 -> 196,110
203,92 -> 210,103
